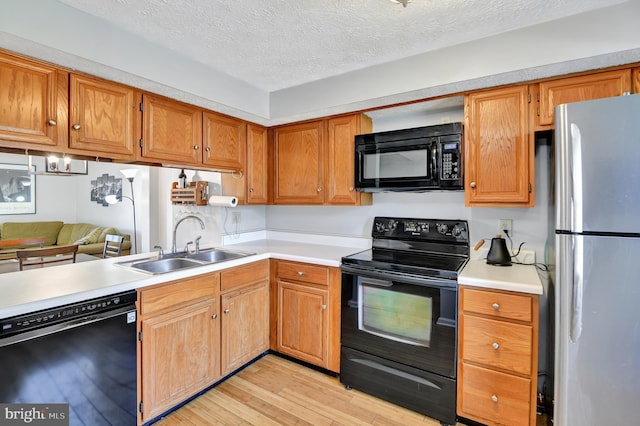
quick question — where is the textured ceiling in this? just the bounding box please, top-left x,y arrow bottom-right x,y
56,0 -> 627,92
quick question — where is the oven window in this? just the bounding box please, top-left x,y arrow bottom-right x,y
358,281 -> 432,347
363,149 -> 428,179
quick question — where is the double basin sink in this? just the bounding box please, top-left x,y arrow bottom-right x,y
117,248 -> 254,274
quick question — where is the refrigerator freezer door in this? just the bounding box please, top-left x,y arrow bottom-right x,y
555,94 -> 640,234
555,234 -> 640,426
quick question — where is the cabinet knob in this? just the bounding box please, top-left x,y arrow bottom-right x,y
470,182 -> 477,188
297,271 -> 304,276
491,395 -> 499,403
492,342 -> 500,350
349,187 -> 354,192
194,145 -> 200,150
205,147 -> 211,152
224,308 -> 230,314
317,187 -> 322,192
321,304 -> 327,310
47,119 -> 57,126
72,124 -> 81,130
212,313 -> 217,319
249,188 -> 254,193
492,303 -> 500,310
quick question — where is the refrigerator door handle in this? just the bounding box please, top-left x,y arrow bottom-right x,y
570,235 -> 584,342
570,123 -> 583,233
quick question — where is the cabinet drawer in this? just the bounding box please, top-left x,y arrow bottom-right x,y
459,363 -> 532,426
277,261 -> 329,286
461,287 -> 533,322
140,273 -> 219,315
220,259 -> 269,292
462,315 -> 533,375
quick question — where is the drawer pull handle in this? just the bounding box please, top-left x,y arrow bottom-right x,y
491,394 -> 499,403
492,342 -> 500,350
224,308 -> 230,314
492,303 -> 500,310
297,271 -> 304,276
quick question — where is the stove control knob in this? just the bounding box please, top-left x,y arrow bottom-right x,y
388,220 -> 398,231
375,222 -> 385,232
452,224 -> 464,237
437,223 -> 449,234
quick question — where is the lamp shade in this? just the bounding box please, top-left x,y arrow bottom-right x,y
120,169 -> 138,180
104,194 -> 120,205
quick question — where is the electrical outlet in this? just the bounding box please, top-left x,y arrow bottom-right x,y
499,219 -> 512,236
231,212 -> 241,224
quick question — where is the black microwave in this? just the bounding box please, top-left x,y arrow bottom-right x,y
354,122 -> 463,192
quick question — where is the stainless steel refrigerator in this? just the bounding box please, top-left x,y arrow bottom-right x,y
553,93 -> 640,425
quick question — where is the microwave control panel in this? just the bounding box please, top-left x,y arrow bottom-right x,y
440,141 -> 460,180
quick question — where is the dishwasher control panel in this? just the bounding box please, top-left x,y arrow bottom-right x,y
0,290 -> 137,338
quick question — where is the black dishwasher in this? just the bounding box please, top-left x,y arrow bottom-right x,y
0,290 -> 137,426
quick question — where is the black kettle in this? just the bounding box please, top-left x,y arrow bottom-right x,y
486,235 -> 512,266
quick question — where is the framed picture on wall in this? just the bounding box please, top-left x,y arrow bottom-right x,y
91,173 -> 122,206
0,164 -> 36,215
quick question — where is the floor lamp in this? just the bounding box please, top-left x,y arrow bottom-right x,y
105,168 -> 138,254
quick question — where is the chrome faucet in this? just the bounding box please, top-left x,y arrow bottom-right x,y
172,215 -> 205,253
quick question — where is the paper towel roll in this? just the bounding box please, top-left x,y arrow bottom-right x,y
208,195 -> 238,207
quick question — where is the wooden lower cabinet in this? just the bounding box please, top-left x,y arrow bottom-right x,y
457,286 -> 539,426
273,259 -> 341,372
137,273 -> 220,423
220,260 -> 270,375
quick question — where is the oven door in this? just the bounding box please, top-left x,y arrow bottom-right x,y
341,268 -> 457,378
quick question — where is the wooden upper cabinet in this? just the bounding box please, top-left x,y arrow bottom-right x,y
465,85 -> 534,207
273,120 -> 324,204
246,124 -> 269,204
68,74 -> 137,159
0,52 -> 65,149
203,111 -> 246,170
326,114 -> 372,205
633,68 -> 640,94
537,69 -> 632,128
140,93 -> 202,165
221,123 -> 269,204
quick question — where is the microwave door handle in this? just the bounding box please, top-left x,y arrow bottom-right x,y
431,143 -> 438,179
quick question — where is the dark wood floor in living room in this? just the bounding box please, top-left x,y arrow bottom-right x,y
153,354 -> 461,425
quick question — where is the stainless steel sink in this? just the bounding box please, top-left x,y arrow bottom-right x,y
129,257 -> 204,274
116,248 -> 255,274
186,249 -> 249,263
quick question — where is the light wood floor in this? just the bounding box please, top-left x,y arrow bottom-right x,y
154,354 -> 463,425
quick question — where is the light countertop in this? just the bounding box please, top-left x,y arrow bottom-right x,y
0,236 -> 368,318
0,234 -> 543,318
459,258 -> 544,295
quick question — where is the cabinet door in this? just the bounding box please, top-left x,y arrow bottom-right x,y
140,93 -> 202,165
202,111 -> 246,170
277,280 -> 328,367
220,281 -> 269,375
0,53 -> 62,147
326,114 -> 372,205
273,121 -> 324,204
634,68 -> 640,94
69,74 -> 136,159
464,85 -> 534,207
246,123 -> 269,204
140,299 -> 218,422
538,69 -> 631,127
